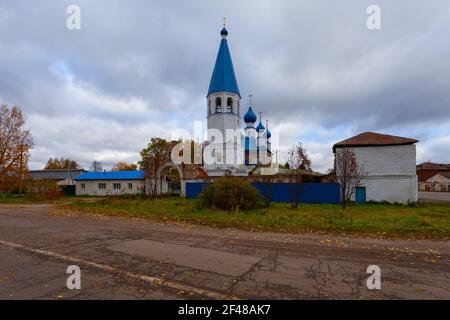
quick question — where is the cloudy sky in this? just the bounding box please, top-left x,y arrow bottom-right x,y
1,0 -> 449,172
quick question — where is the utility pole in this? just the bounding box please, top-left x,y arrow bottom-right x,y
19,144 -> 23,195
67,160 -> 74,185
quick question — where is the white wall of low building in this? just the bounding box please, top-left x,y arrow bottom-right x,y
358,175 -> 418,203
76,180 -> 144,196
336,144 -> 418,203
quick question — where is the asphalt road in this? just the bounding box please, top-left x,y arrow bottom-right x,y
419,191 -> 450,203
0,204 -> 449,300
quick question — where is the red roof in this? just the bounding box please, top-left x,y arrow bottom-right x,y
417,162 -> 450,181
333,132 -> 418,152
417,162 -> 450,170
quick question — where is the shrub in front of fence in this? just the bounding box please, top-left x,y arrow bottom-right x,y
198,176 -> 260,211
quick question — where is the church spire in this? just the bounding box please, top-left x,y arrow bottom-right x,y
207,24 -> 240,97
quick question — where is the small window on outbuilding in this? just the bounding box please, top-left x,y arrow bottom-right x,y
98,183 -> 106,190
113,183 -> 121,190
128,183 -> 133,190
81,183 -> 85,189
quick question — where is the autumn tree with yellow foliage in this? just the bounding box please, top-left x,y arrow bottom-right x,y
112,161 -> 138,171
0,105 -> 33,192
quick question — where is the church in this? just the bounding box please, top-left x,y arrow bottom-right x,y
75,24 -> 419,205
75,24 -> 276,196
203,25 -> 273,177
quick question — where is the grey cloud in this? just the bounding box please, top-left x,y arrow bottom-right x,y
0,0 -> 449,171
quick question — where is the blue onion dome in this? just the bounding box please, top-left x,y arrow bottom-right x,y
244,106 -> 257,123
220,27 -> 228,37
256,121 -> 265,132
264,129 -> 272,139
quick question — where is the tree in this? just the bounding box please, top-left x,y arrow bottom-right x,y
44,158 -> 79,170
0,105 -> 33,192
138,138 -> 171,198
335,147 -> 365,209
90,161 -> 103,172
287,142 -> 312,209
112,161 -> 137,171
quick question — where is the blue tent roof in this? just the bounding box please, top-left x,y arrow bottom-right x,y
75,170 -> 145,181
207,28 -> 240,96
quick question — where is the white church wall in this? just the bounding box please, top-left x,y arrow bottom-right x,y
207,113 -> 241,142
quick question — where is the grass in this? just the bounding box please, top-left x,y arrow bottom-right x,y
0,193 -> 42,204
55,196 -> 450,240
0,193 -> 102,204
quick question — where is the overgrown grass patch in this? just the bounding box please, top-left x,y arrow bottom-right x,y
0,193 -> 40,204
60,197 -> 450,239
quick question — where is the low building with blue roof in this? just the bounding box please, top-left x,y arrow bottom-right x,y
74,170 -> 145,196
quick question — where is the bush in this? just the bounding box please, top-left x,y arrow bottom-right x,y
198,177 -> 260,211
26,179 -> 63,200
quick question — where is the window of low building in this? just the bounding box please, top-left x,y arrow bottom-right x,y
128,183 -> 133,190
81,183 -> 85,189
98,183 -> 106,189
113,183 -> 121,190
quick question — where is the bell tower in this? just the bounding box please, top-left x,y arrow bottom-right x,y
205,23 -> 245,175
206,24 -> 241,139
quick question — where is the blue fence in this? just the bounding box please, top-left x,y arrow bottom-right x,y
185,182 -> 340,204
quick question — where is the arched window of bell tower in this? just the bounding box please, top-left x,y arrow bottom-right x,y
227,97 -> 233,113
215,97 -> 222,113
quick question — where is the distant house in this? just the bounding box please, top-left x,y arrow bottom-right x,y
416,162 -> 450,191
74,171 -> 145,196
333,132 -> 419,204
29,169 -> 87,186
421,172 -> 450,192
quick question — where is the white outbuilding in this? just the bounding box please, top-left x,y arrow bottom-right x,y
333,132 -> 419,204
74,171 -> 145,196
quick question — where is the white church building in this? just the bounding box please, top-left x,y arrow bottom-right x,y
75,25 -> 420,205
203,26 -> 272,176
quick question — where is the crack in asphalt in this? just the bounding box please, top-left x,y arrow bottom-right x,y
0,239 -> 239,300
